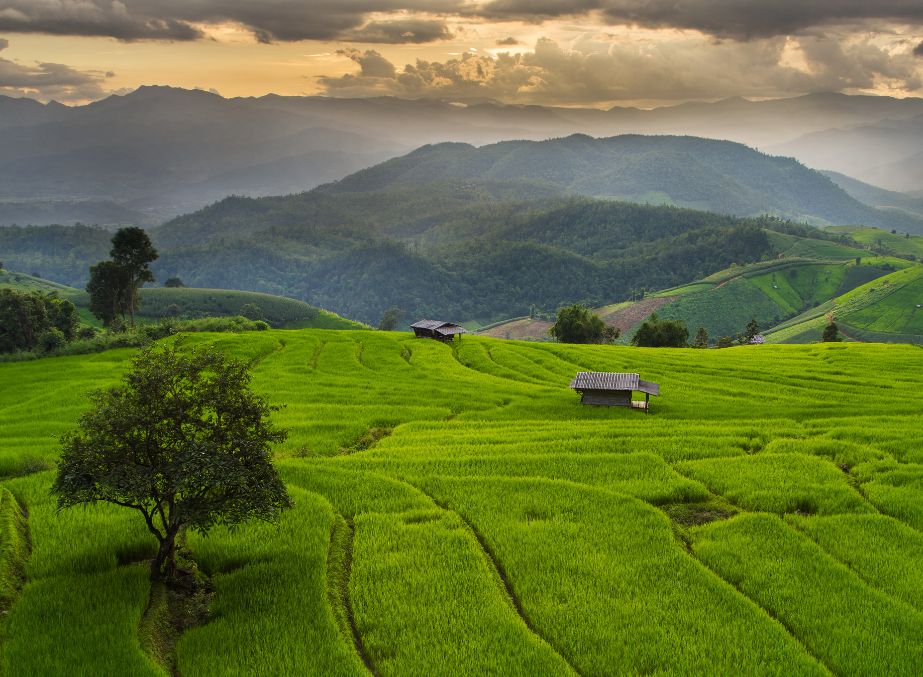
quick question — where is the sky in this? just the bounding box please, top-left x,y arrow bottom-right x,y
1,1 -> 923,107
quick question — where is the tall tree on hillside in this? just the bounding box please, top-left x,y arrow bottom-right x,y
550,304 -> 619,344
87,260 -> 131,328
822,321 -> 841,342
110,227 -> 158,326
53,344 -> 291,580
87,227 -> 158,327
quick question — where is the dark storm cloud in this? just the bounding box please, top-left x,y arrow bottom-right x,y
0,1 -> 462,43
915,41 -> 923,56
0,39 -> 112,101
476,0 -> 923,40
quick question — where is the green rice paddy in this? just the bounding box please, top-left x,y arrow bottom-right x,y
1,329 -> 922,674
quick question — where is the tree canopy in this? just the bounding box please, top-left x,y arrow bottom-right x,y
53,343 -> 291,579
378,306 -> 404,331
0,289 -> 77,354
631,314 -> 689,347
549,304 -> 619,344
823,321 -> 841,342
87,227 -> 158,327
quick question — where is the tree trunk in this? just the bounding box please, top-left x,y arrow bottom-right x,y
152,533 -> 177,581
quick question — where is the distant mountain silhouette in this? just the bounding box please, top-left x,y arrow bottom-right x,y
2,87 -> 923,227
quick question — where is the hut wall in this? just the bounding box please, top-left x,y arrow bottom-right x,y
580,390 -> 632,407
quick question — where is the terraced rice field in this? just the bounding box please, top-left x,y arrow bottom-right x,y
1,329 -> 922,674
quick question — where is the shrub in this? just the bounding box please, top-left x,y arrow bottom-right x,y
632,314 -> 689,347
550,304 -> 619,344
39,328 -> 66,353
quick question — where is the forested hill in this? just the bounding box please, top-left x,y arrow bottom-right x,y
2,195 -> 797,323
322,134 -> 923,232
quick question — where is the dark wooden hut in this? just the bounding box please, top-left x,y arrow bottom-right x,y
569,372 -> 660,412
410,319 -> 466,342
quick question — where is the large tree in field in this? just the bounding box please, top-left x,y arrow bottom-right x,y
53,344 -> 291,580
550,304 -> 619,344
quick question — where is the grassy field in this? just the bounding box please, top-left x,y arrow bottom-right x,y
0,330 -> 922,674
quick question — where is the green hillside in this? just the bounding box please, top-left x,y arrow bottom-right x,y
65,287 -> 363,330
4,196 -> 792,324
0,269 -> 361,330
0,269 -> 75,294
821,170 -> 923,225
765,265 -> 923,344
0,332 -> 921,673
4,134 -> 920,324
327,134 -> 922,230
826,226 -> 923,260
483,257 -> 912,344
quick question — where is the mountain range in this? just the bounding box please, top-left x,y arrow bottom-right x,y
6,132 -> 917,324
2,87 -> 923,227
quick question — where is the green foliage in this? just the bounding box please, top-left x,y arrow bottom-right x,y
0,289 -> 79,354
378,306 -> 403,331
238,303 -> 265,322
53,344 -> 291,579
716,336 -> 734,348
5,192 -> 777,323
549,304 -> 618,344
692,326 -> 709,348
39,328 -> 66,353
822,321 -> 840,342
86,260 -> 131,327
631,313 -> 688,347
163,277 -> 184,288
86,227 -> 158,328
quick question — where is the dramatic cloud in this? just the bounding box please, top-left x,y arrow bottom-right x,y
476,1 -> 923,40
342,19 -> 453,44
915,41 -> 923,56
0,39 -> 112,101
339,49 -> 397,78
319,34 -> 923,105
0,1 -> 462,43
496,36 -> 521,46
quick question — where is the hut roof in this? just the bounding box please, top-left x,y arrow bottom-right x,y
411,319 -> 456,330
570,372 -> 659,396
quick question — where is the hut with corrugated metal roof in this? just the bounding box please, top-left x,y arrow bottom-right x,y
410,319 -> 466,342
569,372 -> 660,412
